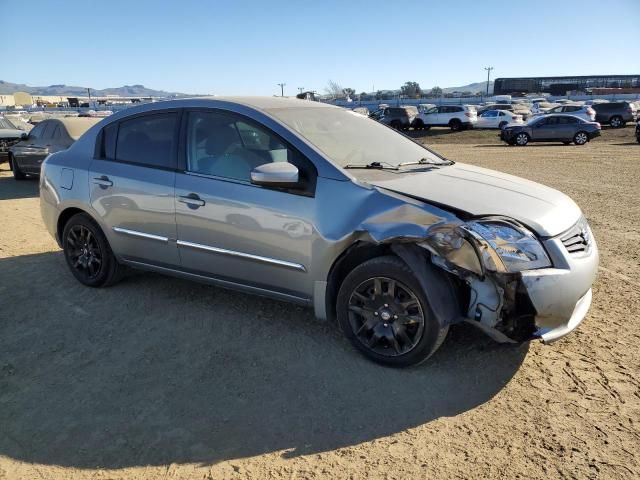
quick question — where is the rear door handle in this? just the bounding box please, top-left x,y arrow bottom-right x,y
178,194 -> 205,208
93,176 -> 113,188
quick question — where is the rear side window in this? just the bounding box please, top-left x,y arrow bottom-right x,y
115,113 -> 178,169
101,123 -> 118,159
28,122 -> 46,140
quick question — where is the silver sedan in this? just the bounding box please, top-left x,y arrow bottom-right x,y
40,97 -> 598,367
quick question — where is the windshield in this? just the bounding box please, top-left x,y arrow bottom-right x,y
266,107 -> 446,167
0,117 -> 17,129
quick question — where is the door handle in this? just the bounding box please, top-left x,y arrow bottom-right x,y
178,194 -> 205,208
93,176 -> 113,188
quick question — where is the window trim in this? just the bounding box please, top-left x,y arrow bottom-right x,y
178,108 -> 318,197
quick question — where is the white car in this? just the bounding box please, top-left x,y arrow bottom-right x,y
476,109 -> 523,129
533,104 -> 596,122
413,105 -> 477,131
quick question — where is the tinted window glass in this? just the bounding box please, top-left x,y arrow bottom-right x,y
116,113 -> 177,168
546,117 -> 559,125
186,111 -> 294,182
559,116 -> 578,124
28,123 -> 46,139
40,121 -> 56,140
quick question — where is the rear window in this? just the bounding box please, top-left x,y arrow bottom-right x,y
115,113 -> 178,169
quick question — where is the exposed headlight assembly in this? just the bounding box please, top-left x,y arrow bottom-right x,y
464,219 -> 551,273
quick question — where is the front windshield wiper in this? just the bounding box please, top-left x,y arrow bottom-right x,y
398,157 -> 455,167
344,157 -> 455,170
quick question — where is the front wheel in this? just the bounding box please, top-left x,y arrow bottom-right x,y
515,132 -> 529,146
573,131 -> 589,145
62,213 -> 123,287
10,155 -> 26,180
336,256 -> 448,367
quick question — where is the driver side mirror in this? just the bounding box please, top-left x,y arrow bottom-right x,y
251,162 -> 300,188
20,132 -> 29,140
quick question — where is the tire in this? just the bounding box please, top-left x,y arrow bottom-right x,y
637,134 -> 640,144
515,132 -> 529,146
336,255 -> 449,367
563,141 -> 571,145
498,121 -> 508,130
390,121 -> 401,130
609,116 -> 624,128
573,131 -> 589,145
10,155 -> 26,180
449,119 -> 462,132
62,213 -> 123,287
423,125 -> 431,131
413,119 -> 424,130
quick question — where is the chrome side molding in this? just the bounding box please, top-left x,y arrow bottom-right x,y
176,239 -> 306,272
112,227 -> 169,243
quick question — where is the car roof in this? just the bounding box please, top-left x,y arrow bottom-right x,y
47,117 -> 103,139
189,96 -> 335,111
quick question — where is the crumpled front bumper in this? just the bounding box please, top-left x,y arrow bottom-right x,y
520,225 -> 599,343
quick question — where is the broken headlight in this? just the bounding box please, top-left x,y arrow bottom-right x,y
466,220 -> 551,272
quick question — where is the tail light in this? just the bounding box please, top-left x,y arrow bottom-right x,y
586,108 -> 595,115
596,122 -> 601,129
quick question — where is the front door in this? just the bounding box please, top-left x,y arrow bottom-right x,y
89,111 -> 181,267
174,109 -> 317,298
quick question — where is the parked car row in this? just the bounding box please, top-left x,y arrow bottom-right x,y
367,100 -> 639,132
6,117 -> 101,179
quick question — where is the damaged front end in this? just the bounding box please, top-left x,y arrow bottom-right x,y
355,208 -> 545,343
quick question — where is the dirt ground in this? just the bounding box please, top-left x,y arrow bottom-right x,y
0,126 -> 639,480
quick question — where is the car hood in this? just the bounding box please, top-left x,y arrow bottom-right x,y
370,162 -> 582,237
0,129 -> 24,139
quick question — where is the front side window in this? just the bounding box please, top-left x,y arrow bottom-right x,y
115,113 -> 178,168
40,121 -> 56,140
186,111 -> 293,182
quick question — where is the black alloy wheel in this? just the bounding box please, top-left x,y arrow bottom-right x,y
62,213 -> 123,287
347,276 -> 425,357
336,256 -> 448,367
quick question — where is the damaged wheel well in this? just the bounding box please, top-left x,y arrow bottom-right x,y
325,242 -> 391,323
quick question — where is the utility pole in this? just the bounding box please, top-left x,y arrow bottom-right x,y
277,83 -> 286,97
87,87 -> 92,108
298,87 -> 304,94
484,67 -> 494,96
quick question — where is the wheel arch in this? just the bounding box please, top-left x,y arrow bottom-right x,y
56,206 -> 97,245
324,241 -> 392,323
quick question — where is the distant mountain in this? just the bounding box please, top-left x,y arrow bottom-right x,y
0,80 -> 193,97
441,81 -> 494,94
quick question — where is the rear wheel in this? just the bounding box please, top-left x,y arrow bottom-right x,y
449,119 -> 462,131
336,256 -> 448,367
390,120 -> 401,130
62,213 -> 123,287
413,119 -> 424,130
573,131 -> 589,145
609,116 -> 624,128
10,155 -> 26,180
515,132 -> 529,146
498,121 -> 508,130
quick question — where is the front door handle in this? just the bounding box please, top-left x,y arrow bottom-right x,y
93,176 -> 113,188
178,194 -> 205,209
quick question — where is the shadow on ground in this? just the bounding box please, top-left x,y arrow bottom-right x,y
0,252 -> 528,469
0,174 -> 39,200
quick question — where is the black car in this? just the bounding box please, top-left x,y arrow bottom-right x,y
9,117 -> 100,179
500,114 -> 601,146
0,117 -> 25,165
591,102 -> 636,128
636,119 -> 640,144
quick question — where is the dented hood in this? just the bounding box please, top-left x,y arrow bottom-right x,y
369,162 -> 581,237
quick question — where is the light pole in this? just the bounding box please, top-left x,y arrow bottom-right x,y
298,87 -> 304,94
277,83 -> 286,97
484,67 -> 494,96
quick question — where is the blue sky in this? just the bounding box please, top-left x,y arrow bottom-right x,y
2,0 -> 638,95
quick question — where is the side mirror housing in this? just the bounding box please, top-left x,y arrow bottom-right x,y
21,132 -> 29,140
251,162 -> 300,188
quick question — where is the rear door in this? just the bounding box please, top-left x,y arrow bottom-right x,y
89,110 -> 181,267
478,110 -> 498,128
